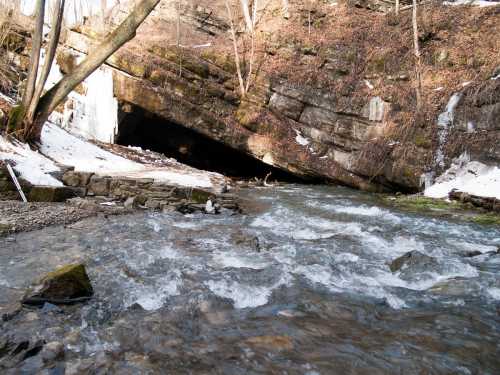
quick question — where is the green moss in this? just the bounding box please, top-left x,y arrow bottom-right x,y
383,195 -> 500,227
7,105 -> 25,132
388,196 -> 456,211
190,189 -> 212,204
414,135 -> 431,149
236,101 -> 261,132
471,214 -> 500,226
201,50 -> 237,74
368,55 -> 387,73
43,264 -> 86,282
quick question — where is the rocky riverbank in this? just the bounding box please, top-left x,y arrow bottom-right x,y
0,199 -> 132,237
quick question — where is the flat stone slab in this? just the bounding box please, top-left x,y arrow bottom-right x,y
28,186 -> 85,202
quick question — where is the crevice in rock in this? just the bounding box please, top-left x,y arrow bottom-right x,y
116,104 -> 301,181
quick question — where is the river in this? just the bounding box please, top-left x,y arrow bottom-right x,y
1,185 -> 499,374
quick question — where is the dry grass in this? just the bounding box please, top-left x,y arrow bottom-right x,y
0,1 -> 22,98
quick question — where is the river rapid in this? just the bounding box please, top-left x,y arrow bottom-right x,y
1,185 -> 499,374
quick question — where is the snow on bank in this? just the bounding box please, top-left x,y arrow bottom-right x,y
0,136 -> 62,186
40,123 -> 216,188
444,0 -> 500,7
424,153 -> 500,199
0,123 -> 218,189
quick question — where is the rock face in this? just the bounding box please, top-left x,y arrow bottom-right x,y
22,264 -> 93,306
8,2 -> 500,193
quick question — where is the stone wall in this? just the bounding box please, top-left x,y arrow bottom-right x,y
62,171 -> 238,211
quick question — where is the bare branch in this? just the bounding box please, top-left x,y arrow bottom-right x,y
412,0 -> 422,110
25,0 -> 161,141
225,0 -> 246,97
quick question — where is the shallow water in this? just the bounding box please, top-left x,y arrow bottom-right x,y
1,185 -> 499,374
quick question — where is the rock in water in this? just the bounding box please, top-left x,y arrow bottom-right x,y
389,251 -> 437,273
22,264 -> 93,306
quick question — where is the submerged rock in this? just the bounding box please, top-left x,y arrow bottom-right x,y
22,264 -> 93,306
389,251 -> 438,273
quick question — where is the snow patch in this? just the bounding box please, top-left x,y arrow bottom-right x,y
425,153 -> 500,199
0,136 -> 62,186
294,129 -> 310,146
444,0 -> 500,7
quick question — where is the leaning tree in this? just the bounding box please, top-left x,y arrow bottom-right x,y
7,0 -> 160,143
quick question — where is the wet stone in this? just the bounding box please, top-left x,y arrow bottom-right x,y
22,263 -> 93,306
389,251 -> 438,273
41,341 -> 64,363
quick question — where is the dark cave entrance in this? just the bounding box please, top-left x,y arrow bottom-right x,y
116,104 -> 300,181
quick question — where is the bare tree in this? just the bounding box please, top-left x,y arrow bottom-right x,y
412,0 -> 422,110
395,0 -> 400,16
225,0 -> 258,98
8,0 -> 160,142
176,0 -> 183,77
240,0 -> 254,31
308,0 -> 312,36
281,0 -> 289,19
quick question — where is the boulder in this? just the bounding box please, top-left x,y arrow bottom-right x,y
22,264 -> 93,306
389,251 -> 438,273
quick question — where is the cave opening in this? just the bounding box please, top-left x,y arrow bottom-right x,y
116,104 -> 300,181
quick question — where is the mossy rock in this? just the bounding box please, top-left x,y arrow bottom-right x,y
385,195 -> 458,212
190,188 -> 212,204
22,264 -> 93,306
200,50 -> 237,74
150,46 -> 210,78
236,101 -> 263,132
382,195 -> 500,227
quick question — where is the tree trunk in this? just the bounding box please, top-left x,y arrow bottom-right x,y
412,0 -> 422,111
240,0 -> 253,32
20,0 -> 45,115
225,0 -> 246,97
26,0 -> 65,124
281,0 -> 289,19
24,0 -> 161,142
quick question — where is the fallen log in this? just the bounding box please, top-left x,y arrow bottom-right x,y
448,189 -> 500,213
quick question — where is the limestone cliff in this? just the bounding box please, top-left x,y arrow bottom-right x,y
4,0 -> 500,192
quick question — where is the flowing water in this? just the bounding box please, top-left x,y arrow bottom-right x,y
1,185 -> 499,374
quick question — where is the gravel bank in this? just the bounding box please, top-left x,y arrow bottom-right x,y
0,199 -> 133,237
